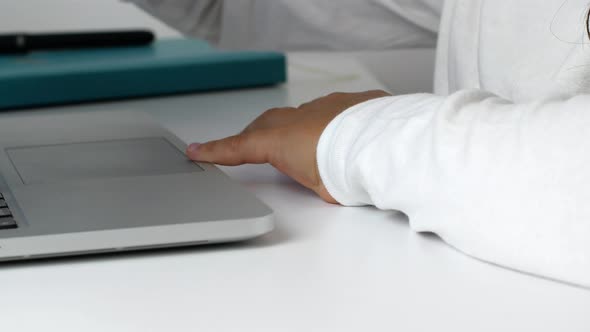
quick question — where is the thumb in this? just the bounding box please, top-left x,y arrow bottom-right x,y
186,130 -> 276,166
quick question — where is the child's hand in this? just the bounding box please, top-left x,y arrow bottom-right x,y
186,90 -> 391,203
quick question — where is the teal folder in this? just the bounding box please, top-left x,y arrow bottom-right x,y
0,38 -> 286,110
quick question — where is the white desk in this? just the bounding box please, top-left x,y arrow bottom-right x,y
0,54 -> 589,332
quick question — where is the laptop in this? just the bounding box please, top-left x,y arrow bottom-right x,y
0,110 -> 274,261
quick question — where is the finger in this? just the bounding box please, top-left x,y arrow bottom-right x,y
187,129 -> 276,166
241,107 -> 298,134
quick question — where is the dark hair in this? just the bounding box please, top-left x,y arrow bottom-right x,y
587,9 -> 590,39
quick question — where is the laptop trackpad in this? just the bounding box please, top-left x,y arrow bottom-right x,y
6,137 -> 202,185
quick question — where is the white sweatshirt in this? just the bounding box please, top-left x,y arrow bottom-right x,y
129,0 -> 590,287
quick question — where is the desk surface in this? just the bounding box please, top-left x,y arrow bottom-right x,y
0,54 -> 588,332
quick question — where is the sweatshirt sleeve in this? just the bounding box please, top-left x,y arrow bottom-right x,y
125,0 -> 443,51
124,0 -> 222,42
317,89 -> 590,287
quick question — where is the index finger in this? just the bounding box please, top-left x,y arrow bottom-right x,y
187,129 -> 277,166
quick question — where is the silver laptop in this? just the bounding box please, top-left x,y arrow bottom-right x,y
0,110 -> 274,261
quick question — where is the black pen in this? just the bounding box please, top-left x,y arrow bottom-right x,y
0,30 -> 155,54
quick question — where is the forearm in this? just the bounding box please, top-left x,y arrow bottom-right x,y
127,0 -> 442,51
218,0 -> 440,50
318,90 -> 590,287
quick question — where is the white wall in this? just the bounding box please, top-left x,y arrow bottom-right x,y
0,0 -> 435,93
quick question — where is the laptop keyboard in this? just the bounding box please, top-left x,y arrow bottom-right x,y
0,193 -> 17,230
